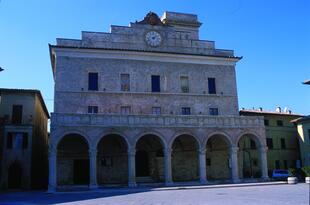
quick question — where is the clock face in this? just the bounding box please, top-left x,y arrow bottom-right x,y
145,31 -> 162,47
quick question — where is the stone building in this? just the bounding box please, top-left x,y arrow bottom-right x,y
0,88 -> 49,189
240,108 -> 303,176
48,11 -> 268,192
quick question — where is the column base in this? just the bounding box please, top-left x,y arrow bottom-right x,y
231,178 -> 241,183
89,184 -> 98,190
47,185 -> 56,193
128,181 -> 137,188
165,181 -> 174,186
200,179 -> 208,185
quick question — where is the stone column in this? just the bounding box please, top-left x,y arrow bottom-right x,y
128,148 -> 136,187
47,147 -> 57,193
164,148 -> 173,186
230,146 -> 240,183
259,146 -> 269,180
199,148 -> 207,184
89,148 -> 98,189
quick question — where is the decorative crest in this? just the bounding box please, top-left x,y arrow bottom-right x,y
137,12 -> 164,26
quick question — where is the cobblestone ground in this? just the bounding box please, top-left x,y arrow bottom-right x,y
0,184 -> 309,205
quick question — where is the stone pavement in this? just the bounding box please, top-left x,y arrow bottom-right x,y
0,183 -> 309,205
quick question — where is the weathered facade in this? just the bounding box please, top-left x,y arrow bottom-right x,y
240,109 -> 303,176
48,11 -> 268,192
0,88 -> 49,189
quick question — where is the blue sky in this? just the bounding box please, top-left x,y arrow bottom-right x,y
0,0 -> 309,115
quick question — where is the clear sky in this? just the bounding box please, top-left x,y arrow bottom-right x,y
0,0 -> 309,116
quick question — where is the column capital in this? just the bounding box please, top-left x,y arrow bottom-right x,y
199,148 -> 206,155
259,146 -> 268,153
230,146 -> 239,153
164,148 -> 173,154
48,149 -> 57,158
89,148 -> 97,155
128,148 -> 136,156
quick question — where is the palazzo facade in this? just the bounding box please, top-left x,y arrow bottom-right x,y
48,11 -> 268,192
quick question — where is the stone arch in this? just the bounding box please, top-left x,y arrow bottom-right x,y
57,133 -> 90,186
203,131 -> 234,148
96,133 -> 129,185
55,130 -> 91,149
95,131 -> 130,150
8,161 -> 22,189
134,131 -> 168,150
205,132 -> 232,181
237,132 -> 263,179
169,132 -> 202,150
134,132 -> 166,183
171,133 -> 200,182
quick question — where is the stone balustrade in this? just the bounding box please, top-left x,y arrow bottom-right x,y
51,113 -> 264,128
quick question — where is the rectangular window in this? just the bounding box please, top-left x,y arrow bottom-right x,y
121,106 -> 131,115
88,72 -> 98,91
275,160 -> 280,169
283,160 -> 288,169
276,120 -> 283,126
151,75 -> 160,92
208,78 -> 216,94
264,119 -> 269,126
88,106 -> 98,114
120,74 -> 130,91
12,105 -> 23,124
181,107 -> 191,115
281,138 -> 286,149
7,132 -> 24,149
152,107 -> 161,115
209,108 -> 219,116
266,138 -> 273,149
180,76 -> 189,93
250,139 -> 256,149
22,133 -> 28,149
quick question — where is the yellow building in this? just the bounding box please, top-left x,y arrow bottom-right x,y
0,88 -> 49,189
240,108 -> 303,176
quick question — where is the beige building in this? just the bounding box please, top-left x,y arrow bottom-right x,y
0,88 -> 49,189
240,108 -> 303,175
48,11 -> 268,192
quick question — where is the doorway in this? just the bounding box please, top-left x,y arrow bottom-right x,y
136,150 -> 149,177
8,161 -> 22,189
73,159 -> 89,185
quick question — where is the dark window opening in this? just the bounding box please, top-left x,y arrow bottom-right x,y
250,139 -> 256,149
264,119 -> 269,126
266,138 -> 273,149
88,72 -> 98,91
206,158 -> 211,166
181,107 -> 191,115
12,105 -> 23,124
151,75 -> 160,92
88,106 -> 98,114
7,133 -> 13,149
283,160 -> 288,169
209,108 -> 219,116
275,160 -> 280,169
276,120 -> 283,126
253,159 -> 258,167
22,133 -> 28,149
281,138 -> 286,149
208,78 -> 216,94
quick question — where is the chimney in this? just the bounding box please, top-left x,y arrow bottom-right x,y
276,107 -> 281,113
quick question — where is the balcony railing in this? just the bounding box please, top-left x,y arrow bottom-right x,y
51,113 -> 264,128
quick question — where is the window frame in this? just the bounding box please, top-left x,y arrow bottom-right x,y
121,106 -> 131,115
208,77 -> 216,94
180,75 -> 189,93
181,107 -> 191,115
152,107 -> 161,115
151,75 -> 161,92
120,73 -> 130,92
88,105 -> 98,114
88,72 -> 99,91
209,107 -> 219,116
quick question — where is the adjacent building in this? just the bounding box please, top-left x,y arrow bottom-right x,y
48,11 -> 268,192
240,108 -> 303,176
0,88 -> 49,189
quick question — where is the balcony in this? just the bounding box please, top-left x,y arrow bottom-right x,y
51,113 -> 264,128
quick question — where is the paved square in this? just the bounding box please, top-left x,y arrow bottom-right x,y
0,184 -> 309,205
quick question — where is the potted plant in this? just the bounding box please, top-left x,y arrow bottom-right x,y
301,166 -> 310,184
287,168 -> 298,184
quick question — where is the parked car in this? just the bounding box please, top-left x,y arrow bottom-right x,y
272,169 -> 289,180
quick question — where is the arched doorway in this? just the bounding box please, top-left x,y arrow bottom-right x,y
135,134 -> 165,183
206,134 -> 231,181
57,134 -> 90,185
8,161 -> 22,189
238,134 -> 262,179
97,134 -> 128,185
171,134 -> 199,182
